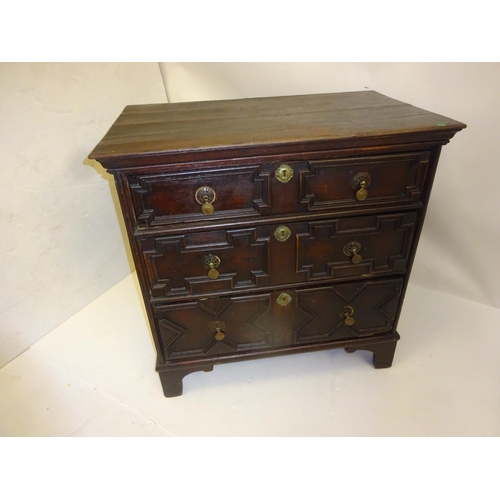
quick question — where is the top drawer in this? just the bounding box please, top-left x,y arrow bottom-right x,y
128,150 -> 430,229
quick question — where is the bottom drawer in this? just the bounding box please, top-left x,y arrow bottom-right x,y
154,278 -> 403,361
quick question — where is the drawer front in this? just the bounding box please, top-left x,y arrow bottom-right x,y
154,279 -> 403,361
293,279 -> 402,344
295,211 -> 417,281
139,227 -> 271,298
128,151 -> 428,229
156,293 -> 274,360
300,151 -> 430,211
139,212 -> 416,298
129,166 -> 270,228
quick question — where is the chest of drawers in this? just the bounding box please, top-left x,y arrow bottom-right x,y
89,91 -> 465,397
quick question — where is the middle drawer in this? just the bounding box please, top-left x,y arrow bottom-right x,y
138,211 -> 417,299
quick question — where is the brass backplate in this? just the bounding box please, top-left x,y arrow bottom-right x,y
339,306 -> 354,318
195,186 -> 216,204
203,254 -> 221,270
210,320 -> 226,333
351,172 -> 371,190
343,241 -> 361,257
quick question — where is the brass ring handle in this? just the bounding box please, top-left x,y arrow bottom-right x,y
202,196 -> 214,215
343,241 -> 362,264
203,254 -> 221,279
195,186 -> 216,215
210,321 -> 226,341
356,180 -> 368,201
340,306 -> 355,326
214,326 -> 225,341
352,172 -> 370,201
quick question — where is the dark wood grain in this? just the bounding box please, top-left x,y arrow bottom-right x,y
89,91 -> 466,168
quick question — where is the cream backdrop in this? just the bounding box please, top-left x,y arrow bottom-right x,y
0,63 -> 167,367
1,62 -> 498,368
160,62 -> 500,311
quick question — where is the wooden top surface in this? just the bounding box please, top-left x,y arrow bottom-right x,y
89,91 -> 466,164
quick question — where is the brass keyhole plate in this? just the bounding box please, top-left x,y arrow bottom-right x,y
274,225 -> 291,242
275,164 -> 293,183
276,292 -> 292,307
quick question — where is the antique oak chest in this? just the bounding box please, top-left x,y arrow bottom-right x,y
89,91 -> 465,397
